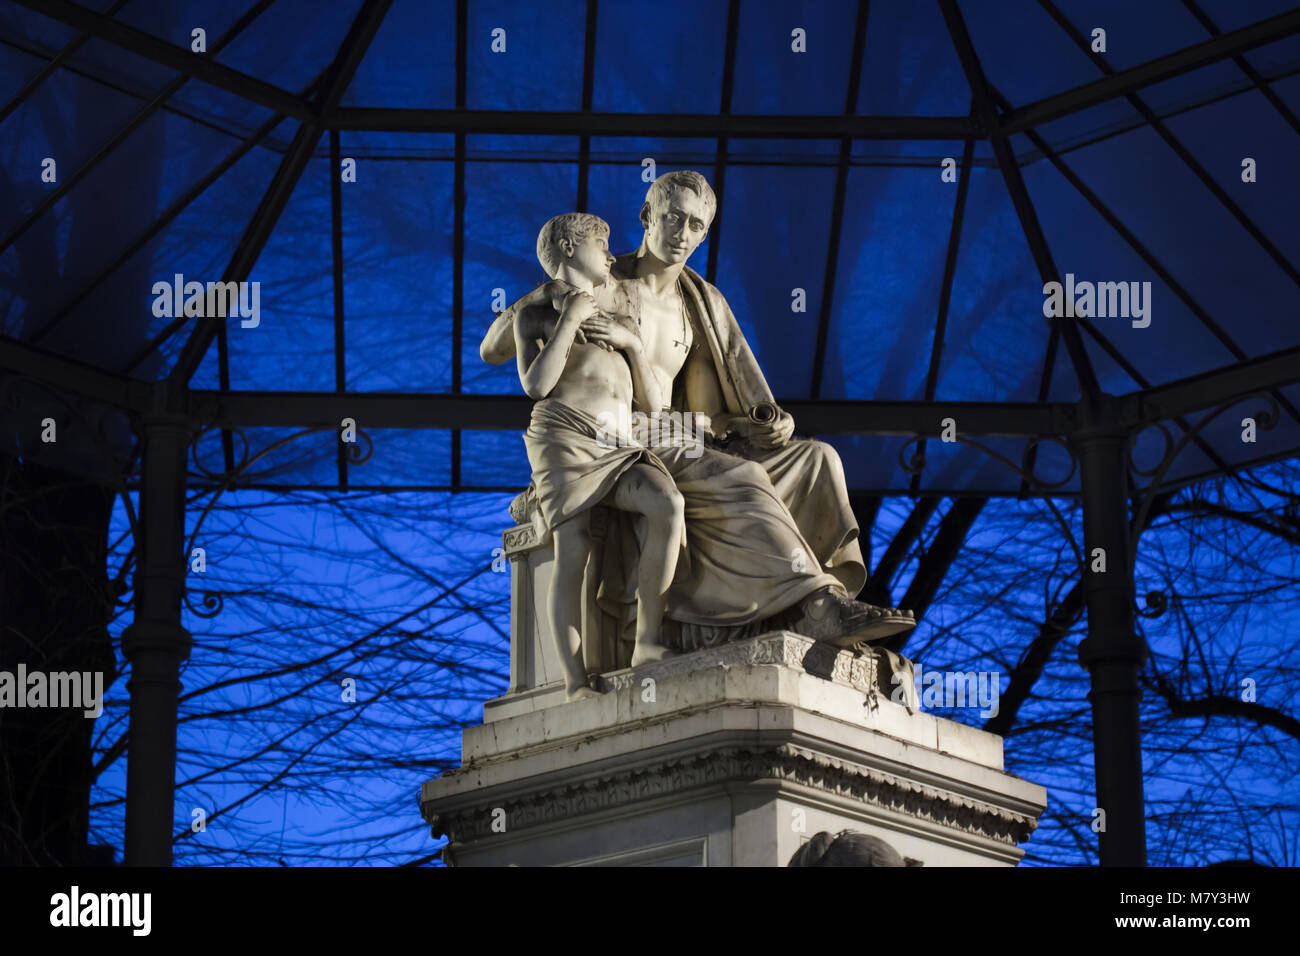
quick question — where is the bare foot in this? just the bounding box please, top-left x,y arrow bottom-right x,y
631,643 -> 676,667
565,684 -> 601,702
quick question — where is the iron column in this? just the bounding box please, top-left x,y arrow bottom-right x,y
122,413 -> 192,866
1074,393 -> 1147,866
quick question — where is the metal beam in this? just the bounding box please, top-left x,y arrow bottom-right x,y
1181,0 -> 1300,137
1039,0 -> 1300,290
0,30 -> 274,143
165,119 -> 319,387
29,76 -> 320,353
942,0 -> 1137,868
135,462 -> 1300,500
1019,60 -> 1300,168
0,0 -> 129,126
784,398 -> 1073,436
0,0 -> 275,259
706,0 -> 741,285
189,391 -> 534,429
990,82 -> 1300,437
810,0 -> 871,400
14,0 -> 313,121
0,336 -> 152,412
1119,344 -> 1300,427
912,131 -> 975,495
1001,6 -> 1300,134
328,108 -> 975,139
938,0 -> 1101,399
166,0 -> 392,389
188,390 -> 1073,436
330,128 -> 348,490
575,0 -> 598,213
451,0 -> 467,490
862,497 -> 939,606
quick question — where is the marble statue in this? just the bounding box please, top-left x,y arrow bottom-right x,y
483,171 -> 914,673
517,213 -> 682,699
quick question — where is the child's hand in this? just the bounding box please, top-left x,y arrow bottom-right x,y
558,288 -> 598,324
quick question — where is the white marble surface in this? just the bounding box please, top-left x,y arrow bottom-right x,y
422,632 -> 1046,866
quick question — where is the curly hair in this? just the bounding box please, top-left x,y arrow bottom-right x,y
536,212 -> 611,278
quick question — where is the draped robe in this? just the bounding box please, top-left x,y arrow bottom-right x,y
616,255 -> 866,600
577,258 -> 866,647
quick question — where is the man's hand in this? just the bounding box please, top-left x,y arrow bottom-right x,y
760,407 -> 796,447
716,407 -> 795,448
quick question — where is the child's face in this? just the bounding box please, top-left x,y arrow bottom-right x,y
568,232 -> 616,283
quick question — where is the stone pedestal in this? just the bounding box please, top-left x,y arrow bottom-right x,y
421,631 -> 1047,866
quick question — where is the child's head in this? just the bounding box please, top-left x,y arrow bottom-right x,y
536,213 -> 615,283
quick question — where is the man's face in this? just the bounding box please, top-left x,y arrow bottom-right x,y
566,232 -> 615,283
642,187 -> 712,265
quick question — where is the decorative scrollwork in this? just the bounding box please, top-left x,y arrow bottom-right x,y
897,433 -> 1078,492
1127,421 -> 1173,479
1128,392 -> 1280,556
182,421 -> 374,620
1137,590 -> 1168,619
1126,392 -> 1278,624
898,439 -> 926,476
342,426 -> 374,464
190,423 -> 252,479
184,590 -> 225,618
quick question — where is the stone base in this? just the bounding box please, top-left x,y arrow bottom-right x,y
421,632 -> 1046,866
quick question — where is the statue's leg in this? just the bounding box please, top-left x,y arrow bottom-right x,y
548,513 -> 598,699
608,463 -> 683,666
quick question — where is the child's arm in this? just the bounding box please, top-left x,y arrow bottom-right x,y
515,289 -> 597,400
582,314 -> 663,412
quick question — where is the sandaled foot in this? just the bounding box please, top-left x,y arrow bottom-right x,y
797,590 -> 915,647
631,643 -> 676,667
835,607 -> 916,647
565,684 -> 601,702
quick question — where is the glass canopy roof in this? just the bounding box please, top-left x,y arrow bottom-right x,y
2,0 -> 1298,496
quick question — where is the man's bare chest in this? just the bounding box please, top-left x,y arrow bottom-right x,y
637,288 -> 694,379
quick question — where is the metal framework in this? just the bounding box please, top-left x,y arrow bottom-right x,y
3,0 -> 1300,869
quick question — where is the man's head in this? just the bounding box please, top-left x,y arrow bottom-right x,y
536,212 -> 615,282
639,170 -> 716,266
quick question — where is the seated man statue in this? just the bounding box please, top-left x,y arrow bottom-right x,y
483,171 -> 913,650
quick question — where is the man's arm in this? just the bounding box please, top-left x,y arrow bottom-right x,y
481,309 -> 518,365
515,291 -> 595,399
482,286 -> 552,365
482,284 -> 602,365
